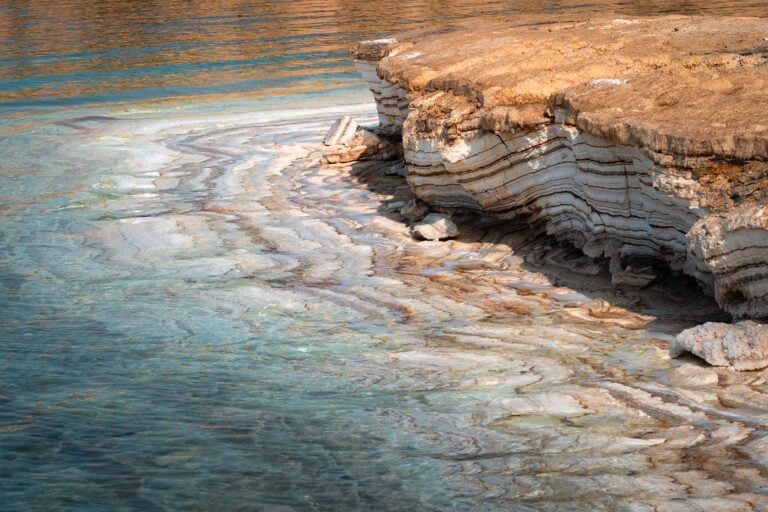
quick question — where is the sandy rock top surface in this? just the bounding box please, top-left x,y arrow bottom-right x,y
355,16 -> 768,160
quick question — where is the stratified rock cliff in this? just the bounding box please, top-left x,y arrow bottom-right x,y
353,16 -> 768,318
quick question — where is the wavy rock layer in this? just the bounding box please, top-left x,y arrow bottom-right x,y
353,15 -> 768,318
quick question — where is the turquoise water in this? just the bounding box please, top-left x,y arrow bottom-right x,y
0,100 -> 461,511
3,2 -> 768,511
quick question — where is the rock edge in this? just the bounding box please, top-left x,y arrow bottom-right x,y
352,15 -> 768,319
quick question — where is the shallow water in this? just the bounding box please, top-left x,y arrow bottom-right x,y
2,2 -> 768,511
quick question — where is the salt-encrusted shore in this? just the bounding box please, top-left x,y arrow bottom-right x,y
59,99 -> 768,506
352,16 -> 768,323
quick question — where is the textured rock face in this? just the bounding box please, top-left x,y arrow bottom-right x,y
671,321 -> 768,371
687,206 -> 768,319
352,16 -> 768,318
353,40 -> 410,135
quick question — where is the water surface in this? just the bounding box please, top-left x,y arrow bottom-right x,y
2,0 -> 766,109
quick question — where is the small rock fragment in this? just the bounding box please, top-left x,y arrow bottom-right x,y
323,115 -> 358,146
412,213 -> 459,241
671,321 -> 768,371
322,127 -> 399,164
383,200 -> 406,213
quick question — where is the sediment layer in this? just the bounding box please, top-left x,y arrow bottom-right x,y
353,16 -> 768,318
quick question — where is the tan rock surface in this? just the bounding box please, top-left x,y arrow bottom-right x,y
356,16 -> 768,143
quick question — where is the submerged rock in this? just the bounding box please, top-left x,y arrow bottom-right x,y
671,321 -> 768,371
352,16 -> 768,318
412,213 -> 459,241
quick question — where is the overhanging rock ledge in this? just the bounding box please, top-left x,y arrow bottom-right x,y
353,15 -> 768,319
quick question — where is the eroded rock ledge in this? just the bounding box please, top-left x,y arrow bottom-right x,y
353,16 -> 768,319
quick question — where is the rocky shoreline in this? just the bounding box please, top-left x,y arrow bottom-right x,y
93,100 -> 768,506
313,114 -> 768,508
352,16 -> 768,317
345,15 -> 768,368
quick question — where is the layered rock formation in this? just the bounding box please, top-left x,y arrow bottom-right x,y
352,16 -> 768,319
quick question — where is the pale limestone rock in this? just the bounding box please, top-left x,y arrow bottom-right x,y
323,115 -> 358,146
686,205 -> 768,319
353,59 -> 409,134
671,321 -> 768,371
322,127 -> 399,164
412,213 -> 459,241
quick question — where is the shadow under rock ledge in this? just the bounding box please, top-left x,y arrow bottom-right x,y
342,156 -> 729,339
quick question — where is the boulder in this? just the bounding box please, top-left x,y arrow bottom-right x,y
323,115 -> 359,146
671,321 -> 768,371
412,213 -> 459,241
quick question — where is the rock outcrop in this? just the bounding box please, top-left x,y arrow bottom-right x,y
412,213 -> 459,241
352,16 -> 768,318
